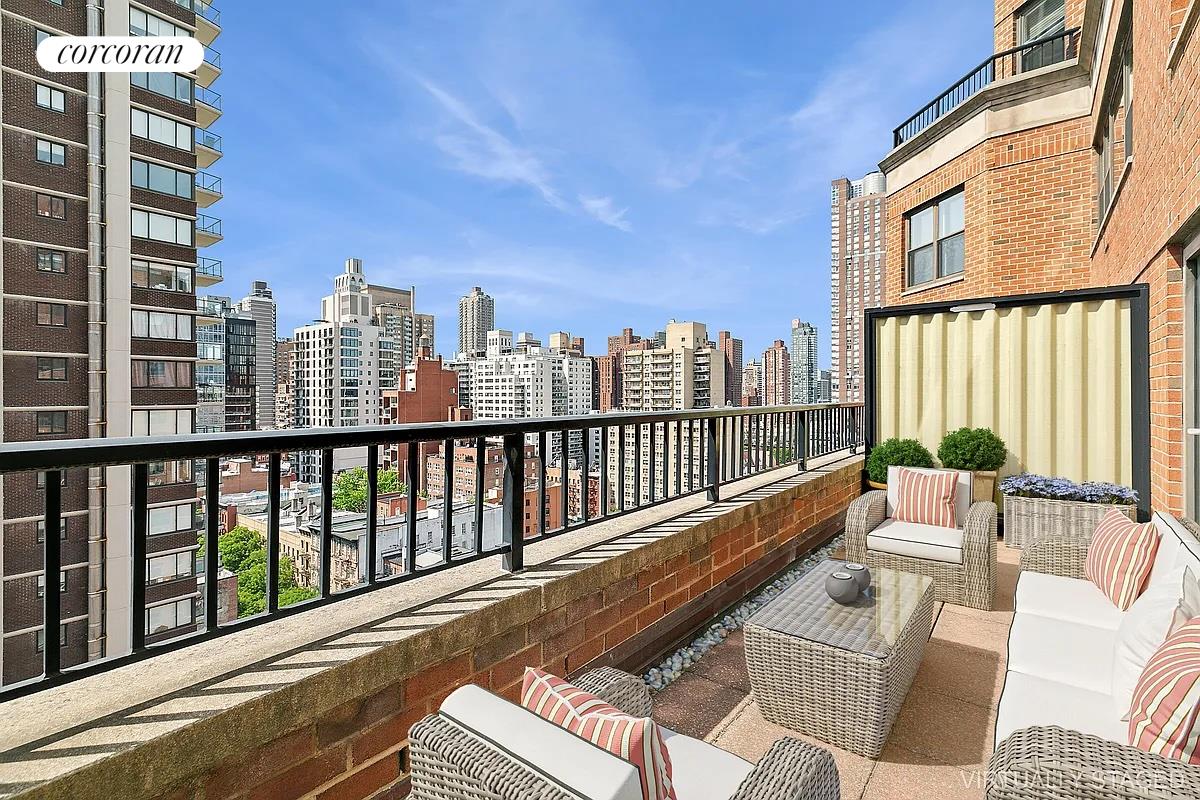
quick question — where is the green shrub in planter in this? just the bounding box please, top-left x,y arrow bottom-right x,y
866,438 -> 935,484
937,427 -> 1007,472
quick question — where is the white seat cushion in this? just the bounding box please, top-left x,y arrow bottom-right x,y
441,685 -> 642,800
1110,565 -> 1193,718
867,518 -> 963,564
660,727 -> 754,800
1007,613 -> 1116,694
1013,570 -> 1123,630
995,671 -> 1127,747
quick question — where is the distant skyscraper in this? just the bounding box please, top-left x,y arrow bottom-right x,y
718,331 -> 743,406
236,281 -> 277,429
817,369 -> 832,404
790,320 -> 819,405
741,360 -> 762,407
275,338 -> 295,429
762,340 -> 791,406
458,286 -> 495,357
831,172 -> 886,403
293,259 -> 395,481
369,283 -> 435,369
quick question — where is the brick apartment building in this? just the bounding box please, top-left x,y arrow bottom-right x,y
761,339 -> 790,405
878,0 -> 1200,516
829,172 -> 886,403
381,349 -> 470,490
718,329 -> 743,406
0,0 -> 224,685
597,327 -> 651,412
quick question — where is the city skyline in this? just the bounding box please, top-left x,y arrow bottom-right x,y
211,1 -> 993,366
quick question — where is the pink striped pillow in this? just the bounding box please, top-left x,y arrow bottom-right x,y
1128,617 -> 1200,763
893,468 -> 958,528
1085,509 -> 1159,610
521,668 -> 676,800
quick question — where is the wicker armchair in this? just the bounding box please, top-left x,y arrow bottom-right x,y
845,487 -> 997,610
409,667 -> 841,800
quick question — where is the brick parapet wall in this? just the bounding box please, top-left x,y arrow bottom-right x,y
9,457 -> 863,800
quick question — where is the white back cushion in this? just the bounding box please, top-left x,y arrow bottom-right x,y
1153,512 -> 1200,582
1111,565 -> 1192,718
887,466 -> 973,527
440,684 -> 642,800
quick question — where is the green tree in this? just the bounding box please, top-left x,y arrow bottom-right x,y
199,527 -> 317,616
332,467 -> 404,512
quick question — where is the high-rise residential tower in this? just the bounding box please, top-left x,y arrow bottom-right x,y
762,340 -> 791,406
274,338 -> 294,430
741,361 -> 763,407
369,283 -> 435,370
235,281 -> 277,429
196,297 -> 255,433
790,320 -> 819,405
457,286 -> 494,358
830,172 -> 886,403
0,1 -> 225,684
293,259 -> 394,481
718,331 -> 743,407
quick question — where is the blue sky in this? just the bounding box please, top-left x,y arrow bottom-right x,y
211,1 -> 992,366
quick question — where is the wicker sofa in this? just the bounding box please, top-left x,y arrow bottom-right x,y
845,466 -> 997,609
987,512 -> 1200,800
408,666 -> 841,800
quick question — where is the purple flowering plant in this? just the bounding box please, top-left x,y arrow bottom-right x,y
998,473 -> 1137,505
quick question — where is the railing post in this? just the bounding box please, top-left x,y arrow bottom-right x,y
706,418 -> 720,502
502,432 -> 524,572
797,410 -> 807,471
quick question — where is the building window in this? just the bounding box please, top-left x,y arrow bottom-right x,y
1097,28 -> 1133,220
906,189 -> 965,287
132,360 -> 194,389
36,471 -> 66,490
36,193 -> 66,220
132,310 -> 193,341
1017,0 -> 1066,72
147,551 -> 195,583
129,7 -> 191,37
131,159 -> 194,200
132,209 -> 193,247
148,460 -> 193,487
36,139 -> 66,166
132,408 -> 193,435
148,504 -> 195,535
37,357 -> 68,381
36,411 -> 68,435
37,248 -> 66,273
36,29 -> 51,46
131,72 -> 193,104
132,259 -> 193,293
130,108 -> 192,151
36,302 -> 67,326
145,598 -> 195,635
36,84 -> 66,112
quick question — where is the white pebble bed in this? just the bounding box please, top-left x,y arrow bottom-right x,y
644,535 -> 845,692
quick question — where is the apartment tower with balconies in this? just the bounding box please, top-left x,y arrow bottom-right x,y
0,0 -> 224,685
830,171 -> 885,403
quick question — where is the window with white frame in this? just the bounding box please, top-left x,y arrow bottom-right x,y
132,408 -> 194,435
132,259 -> 193,292
132,209 -> 193,246
131,108 -> 192,151
905,188 -> 965,287
131,72 -> 193,104
129,7 -> 191,37
131,159 -> 194,199
145,598 -> 195,634
1097,26 -> 1133,220
147,551 -> 195,583
1017,0 -> 1066,72
132,310 -> 193,341
36,84 -> 66,112
148,503 -> 195,535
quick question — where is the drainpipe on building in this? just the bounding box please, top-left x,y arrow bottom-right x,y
85,0 -> 107,662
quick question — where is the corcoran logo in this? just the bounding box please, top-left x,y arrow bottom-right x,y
36,36 -> 202,73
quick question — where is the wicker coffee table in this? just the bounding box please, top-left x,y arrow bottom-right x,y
744,560 -> 934,758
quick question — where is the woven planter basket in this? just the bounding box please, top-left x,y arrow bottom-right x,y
1002,494 -> 1137,549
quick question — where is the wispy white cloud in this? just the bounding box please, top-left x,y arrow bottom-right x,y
578,195 -> 632,232
417,77 -> 568,211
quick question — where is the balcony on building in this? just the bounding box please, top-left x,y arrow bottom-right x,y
197,45 -> 221,88
194,171 -> 222,207
195,256 -> 222,287
194,128 -> 222,169
193,0 -> 221,47
195,295 -> 224,323
194,85 -> 222,128
195,213 -> 223,247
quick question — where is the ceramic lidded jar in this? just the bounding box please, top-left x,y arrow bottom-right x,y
825,571 -> 860,605
843,562 -> 872,592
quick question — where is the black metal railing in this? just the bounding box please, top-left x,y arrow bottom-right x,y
893,27 -> 1080,147
0,403 -> 861,700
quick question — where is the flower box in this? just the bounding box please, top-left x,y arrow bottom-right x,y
1002,495 -> 1136,549
999,473 -> 1138,548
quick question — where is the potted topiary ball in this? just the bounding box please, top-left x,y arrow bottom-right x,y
864,438 -> 935,489
937,427 -> 1007,503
